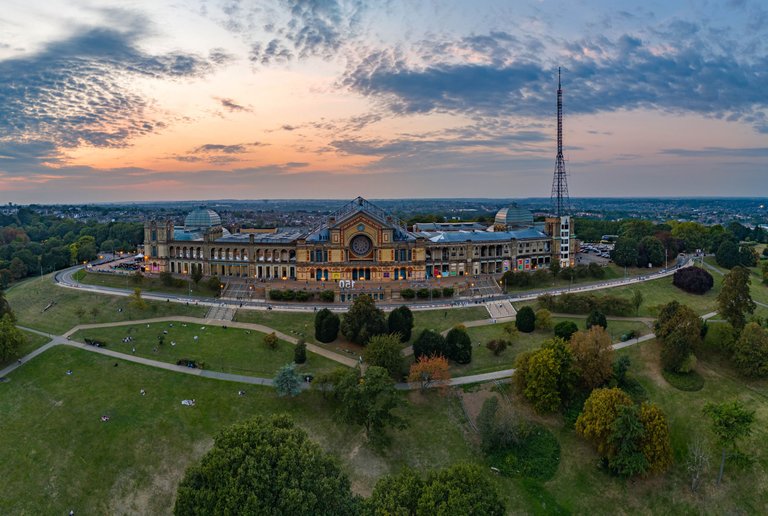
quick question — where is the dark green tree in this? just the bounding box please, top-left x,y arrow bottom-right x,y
611,237 -> 639,267
294,338 -> 307,364
412,329 -> 446,359
716,240 -> 740,269
732,322 -> 768,378
607,404 -> 648,477
190,264 -> 203,285
0,313 -> 26,363
636,236 -> 665,267
174,415 -> 358,515
703,400 -> 756,485
206,275 -> 222,296
586,309 -> 608,329
363,334 -> 404,378
387,305 -> 414,342
445,326 -> 472,364
340,295 -> 387,345
738,246 -> 757,267
717,266 -> 756,331
336,366 -> 406,444
515,306 -> 536,333
0,289 -> 13,321
315,308 -> 340,343
554,320 -> 578,340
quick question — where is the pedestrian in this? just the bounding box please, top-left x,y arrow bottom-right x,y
132,347 -> 136,354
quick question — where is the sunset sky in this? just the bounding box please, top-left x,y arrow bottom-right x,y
1,0 -> 766,203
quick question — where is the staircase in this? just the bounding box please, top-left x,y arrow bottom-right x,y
206,304 -> 236,321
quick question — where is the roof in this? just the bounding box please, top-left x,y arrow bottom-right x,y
306,196 -> 414,243
413,222 -> 487,231
215,228 -> 307,245
184,207 -> 221,230
415,227 -> 548,243
494,204 -> 534,228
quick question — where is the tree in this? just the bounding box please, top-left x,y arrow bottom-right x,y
128,287 -> 147,311
366,464 -> 504,516
341,295 -> 387,345
263,331 -> 279,350
554,320 -> 578,341
732,322 -> 768,377
294,338 -> 307,364
717,266 -> 756,331
363,334 -> 404,378
585,309 -> 607,330
336,366 -> 406,444
174,415 -> 357,515
0,314 -> 26,363
0,290 -> 13,321
762,260 -> 768,286
190,264 -> 203,285
131,270 -> 144,284
673,266 -> 714,294
445,326 -> 472,364
515,306 -> 536,333
738,246 -> 758,267
408,354 -> 451,393
412,329 -> 445,359
686,438 -> 710,493
607,404 -> 648,477
575,387 -> 633,456
535,308 -> 553,330
9,257 -> 27,280
159,271 -> 174,286
611,237 -> 639,267
274,363 -> 302,397
655,301 -> 702,372
314,308 -> 340,343
637,402 -> 674,474
550,260 -> 561,278
703,400 -> 755,485
631,290 -> 644,316
387,305 -> 414,342
206,275 -> 222,296
518,347 -> 563,413
637,236 -> 665,267
716,240 -> 740,269
569,326 -> 615,389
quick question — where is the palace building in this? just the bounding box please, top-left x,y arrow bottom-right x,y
143,197 -> 575,283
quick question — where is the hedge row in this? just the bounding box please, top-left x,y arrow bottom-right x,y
537,292 -> 634,316
268,289 -> 335,302
401,287 -> 454,299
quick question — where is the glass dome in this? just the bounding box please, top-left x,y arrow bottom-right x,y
494,204 -> 533,229
184,207 -> 221,231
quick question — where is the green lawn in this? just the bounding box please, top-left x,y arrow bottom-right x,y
5,275 -> 206,334
71,322 -> 341,377
450,317 -> 650,376
0,346 -> 477,514
502,263 -> 668,294
233,306 -> 490,348
77,270 -> 219,298
0,330 -> 51,369
514,273 -> 723,317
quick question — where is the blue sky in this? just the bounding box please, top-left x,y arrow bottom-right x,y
0,0 -> 766,203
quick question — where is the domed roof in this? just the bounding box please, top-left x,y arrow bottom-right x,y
184,207 -> 221,230
494,204 -> 533,229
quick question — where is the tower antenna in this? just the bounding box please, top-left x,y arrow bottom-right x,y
550,67 -> 570,216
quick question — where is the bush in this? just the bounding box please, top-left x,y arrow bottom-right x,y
412,329 -> 446,359
673,267 -> 714,294
263,332 -> 279,350
538,293 -> 634,316
486,339 -> 509,356
442,287 -> 454,297
431,289 -> 442,298
269,290 -> 283,301
515,306 -> 536,333
416,288 -> 430,299
387,305 -> 414,342
554,320 -> 578,341
400,288 -> 415,299
535,309 -> 553,330
487,423 -> 561,481
319,290 -> 335,302
295,291 -> 312,302
445,326 -> 472,364
159,271 -> 174,286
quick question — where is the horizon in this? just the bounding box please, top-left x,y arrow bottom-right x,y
1,0 -> 766,203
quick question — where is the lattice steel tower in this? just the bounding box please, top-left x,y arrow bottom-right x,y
550,67 -> 570,216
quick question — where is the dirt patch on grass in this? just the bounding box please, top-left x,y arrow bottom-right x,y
108,438 -> 212,515
459,386 -> 498,424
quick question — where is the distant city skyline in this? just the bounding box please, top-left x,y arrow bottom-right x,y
1,0 -> 766,203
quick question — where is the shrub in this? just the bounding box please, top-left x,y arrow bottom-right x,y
486,339 -> 509,356
416,288 -> 430,299
268,290 -> 283,301
400,288 -> 415,299
263,332 -> 279,350
538,293 -> 634,316
554,320 -> 578,341
295,291 -> 312,302
431,289 -> 442,298
515,306 -> 536,333
673,267 -> 714,294
535,309 -> 553,330
319,290 -> 335,302
412,329 -> 446,359
442,287 -> 454,297
387,305 -> 414,342
661,369 -> 704,391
